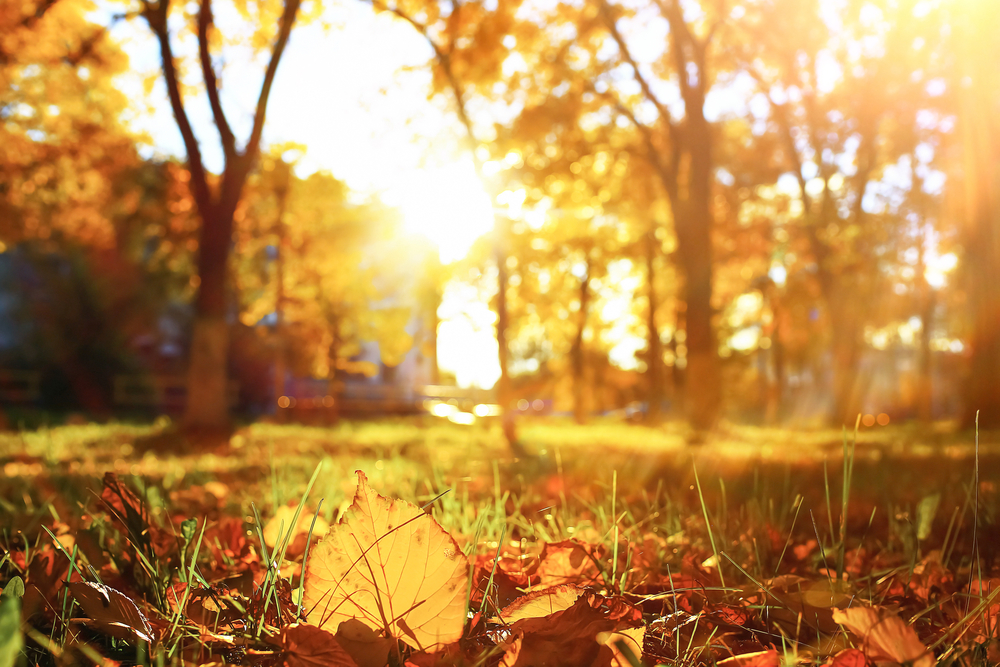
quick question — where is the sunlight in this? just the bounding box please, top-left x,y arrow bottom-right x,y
437,282 -> 501,389
383,160 -> 495,264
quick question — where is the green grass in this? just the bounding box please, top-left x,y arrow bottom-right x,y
1,416 -> 999,666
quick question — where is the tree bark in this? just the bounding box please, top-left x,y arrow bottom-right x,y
184,196 -> 238,430
644,228 -> 663,423
495,220 -> 518,448
960,77 -> 1000,428
185,315 -> 230,428
673,117 -> 721,431
916,276 -> 934,422
602,0 -> 722,430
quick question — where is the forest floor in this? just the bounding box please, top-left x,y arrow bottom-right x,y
1,417 -> 998,666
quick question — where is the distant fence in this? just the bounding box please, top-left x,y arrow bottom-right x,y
112,375 -> 239,410
278,382 -> 496,417
0,370 -> 41,403
0,368 -> 488,418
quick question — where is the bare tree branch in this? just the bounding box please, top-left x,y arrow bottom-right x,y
198,0 -> 237,160
245,0 -> 303,161
142,0 -> 212,211
598,0 -> 678,145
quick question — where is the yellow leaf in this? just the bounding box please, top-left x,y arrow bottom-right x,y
832,607 -> 934,667
303,471 -> 469,651
496,584 -> 584,623
263,505 -> 331,551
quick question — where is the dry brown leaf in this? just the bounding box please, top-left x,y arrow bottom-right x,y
334,618 -> 396,667
832,607 -> 934,667
534,540 -> 603,588
303,471 -> 468,651
277,623 -> 358,667
499,590 -> 643,667
68,581 -> 154,643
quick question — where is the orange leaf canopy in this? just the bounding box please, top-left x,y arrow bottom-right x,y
304,472 -> 469,651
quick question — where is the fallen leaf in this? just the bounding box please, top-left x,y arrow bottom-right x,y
497,585 -> 585,623
69,581 -> 155,643
500,590 -> 643,667
534,540 -> 604,588
304,471 -> 468,651
334,618 -> 397,667
832,607 -> 934,667
277,623 -> 358,667
717,649 -> 780,667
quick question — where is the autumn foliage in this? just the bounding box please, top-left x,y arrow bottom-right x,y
3,443 -> 1000,667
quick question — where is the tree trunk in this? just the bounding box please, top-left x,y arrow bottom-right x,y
495,219 -> 519,450
571,260 -> 591,424
185,315 -> 230,429
674,121 -> 721,431
644,228 -> 663,423
915,239 -> 934,422
273,204 -> 287,421
183,203 -> 235,431
828,289 -> 865,426
960,57 -> 1000,428
429,300 -> 440,386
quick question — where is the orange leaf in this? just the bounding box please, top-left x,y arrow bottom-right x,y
832,607 -> 934,667
68,581 -> 154,643
303,471 -> 469,651
497,584 -> 585,623
500,590 -> 643,667
278,623 -> 358,667
826,648 -> 870,667
534,540 -> 603,588
717,650 -> 780,667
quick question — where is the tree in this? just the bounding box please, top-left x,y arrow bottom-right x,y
365,0 -> 530,451
232,153 -> 417,396
947,0 -> 1000,427
1,0 -> 136,248
591,0 -> 726,429
133,0 -> 304,430
735,0 -> 936,424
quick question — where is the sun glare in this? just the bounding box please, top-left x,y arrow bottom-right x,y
387,160 -> 495,264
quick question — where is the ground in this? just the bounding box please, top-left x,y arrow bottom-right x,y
1,417 -> 998,666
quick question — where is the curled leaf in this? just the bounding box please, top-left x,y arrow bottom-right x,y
69,581 -> 154,643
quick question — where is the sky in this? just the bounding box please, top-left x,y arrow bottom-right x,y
105,0 -> 504,388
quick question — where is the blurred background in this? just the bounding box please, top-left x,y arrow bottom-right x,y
0,0 -> 997,433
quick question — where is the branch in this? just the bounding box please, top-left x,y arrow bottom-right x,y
368,0 -> 482,172
587,80 -> 676,200
655,0 -> 702,112
142,0 -> 212,210
245,0 -> 303,161
744,65 -> 811,214
198,0 -> 237,160
599,0 -> 677,146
